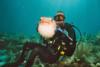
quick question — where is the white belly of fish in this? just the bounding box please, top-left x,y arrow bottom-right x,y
38,19 -> 56,38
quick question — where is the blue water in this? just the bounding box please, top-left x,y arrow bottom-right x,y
0,0 -> 100,36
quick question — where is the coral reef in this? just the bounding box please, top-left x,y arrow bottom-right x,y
0,32 -> 100,67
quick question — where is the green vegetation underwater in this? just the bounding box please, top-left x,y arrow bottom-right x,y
0,0 -> 100,67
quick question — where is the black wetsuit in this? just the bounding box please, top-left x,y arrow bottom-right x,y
43,22 -> 76,56
3,23 -> 76,67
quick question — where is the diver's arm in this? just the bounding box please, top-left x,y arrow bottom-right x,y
64,23 -> 76,42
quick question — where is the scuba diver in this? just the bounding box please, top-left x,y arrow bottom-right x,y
3,11 -> 76,67
41,11 -> 76,59
53,11 -> 76,56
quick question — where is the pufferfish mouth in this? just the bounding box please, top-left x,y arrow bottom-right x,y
38,17 -> 57,38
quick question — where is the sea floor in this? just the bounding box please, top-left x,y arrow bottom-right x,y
0,33 -> 100,67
